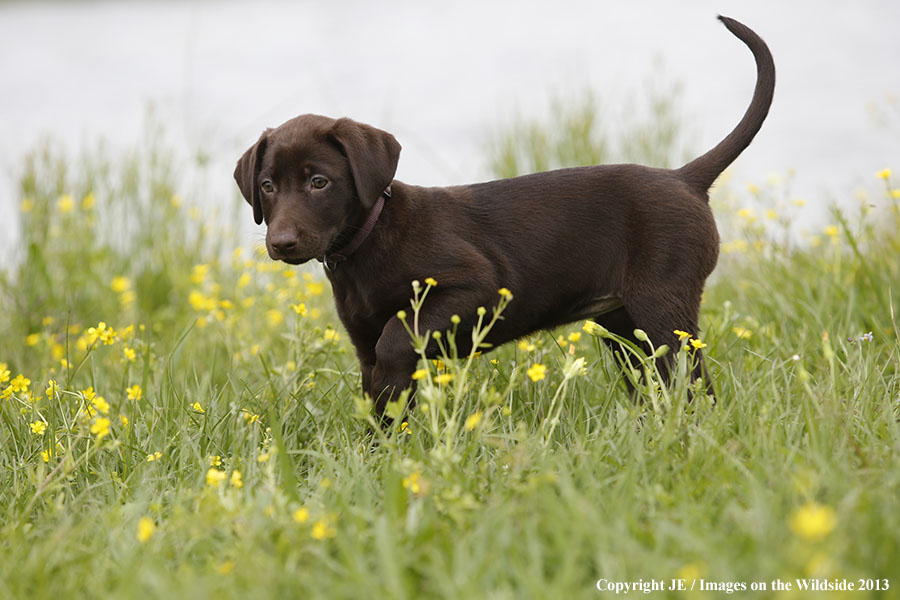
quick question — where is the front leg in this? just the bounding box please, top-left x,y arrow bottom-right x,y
368,289 -> 485,416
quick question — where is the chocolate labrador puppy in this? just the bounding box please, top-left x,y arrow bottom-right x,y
235,16 -> 774,414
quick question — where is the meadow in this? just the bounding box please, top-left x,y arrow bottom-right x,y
1,102 -> 899,599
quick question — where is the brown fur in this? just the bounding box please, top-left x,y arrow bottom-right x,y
234,16 -> 775,415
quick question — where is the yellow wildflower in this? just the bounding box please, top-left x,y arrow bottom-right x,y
92,396 -> 110,415
190,264 -> 210,284
30,421 -> 47,435
266,309 -> 284,327
123,346 -> 137,362
411,368 -> 428,381
517,340 -> 536,352
789,502 -> 837,541
126,384 -> 142,401
119,415 -> 129,428
567,332 -> 581,343
293,507 -> 310,524
464,411 -> 483,431
424,277 -> 438,287
192,402 -> 205,413
8,374 -> 30,394
91,417 -> 111,440
434,373 -> 454,385
45,380 -> 58,399
673,329 -> 691,341
146,451 -> 162,462
230,470 -> 243,489
306,281 -> 325,296
57,194 -> 74,214
526,363 -> 547,382
824,225 -> 839,238
732,327 -> 752,339
81,193 -> 95,210
0,363 -> 9,385
206,468 -> 227,487
877,168 -> 892,180
137,517 -> 156,543
690,338 -> 707,350
498,287 -> 513,299
311,518 -> 337,540
110,276 -> 131,293
290,302 -> 307,317
25,333 -> 41,347
210,455 -> 222,467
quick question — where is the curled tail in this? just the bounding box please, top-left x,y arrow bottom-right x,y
678,16 -> 775,194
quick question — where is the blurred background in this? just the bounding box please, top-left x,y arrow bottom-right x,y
2,0 -> 899,253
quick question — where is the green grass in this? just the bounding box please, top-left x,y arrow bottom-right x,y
1,122 -> 899,599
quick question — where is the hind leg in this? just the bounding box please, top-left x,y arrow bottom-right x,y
619,290 -> 715,399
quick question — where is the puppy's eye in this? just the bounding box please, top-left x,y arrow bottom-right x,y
310,176 -> 328,190
260,180 -> 274,194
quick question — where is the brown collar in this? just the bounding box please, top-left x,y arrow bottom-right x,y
320,186 -> 391,271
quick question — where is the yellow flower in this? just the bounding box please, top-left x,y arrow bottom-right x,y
9,374 -> 32,394
411,368 -> 428,381
81,193 -> 95,210
92,396 -> 110,415
424,277 -> 438,287
238,272 -> 251,288
266,309 -> 284,327
737,207 -> 755,220
824,225 -> 839,238
402,471 -> 428,496
209,455 -> 222,467
673,329 -> 691,341
498,287 -> 513,299
877,168 -> 892,180
582,320 -> 606,336
123,346 -> 137,362
137,517 -> 156,543
765,209 -> 778,220
190,264 -> 210,284
305,281 -> 325,296
90,417 -> 111,440
230,470 -> 243,488
293,507 -> 310,524
434,373 -> 454,385
57,194 -> 75,214
126,384 -> 142,401
81,386 -> 96,402
0,363 -> 9,385
311,518 -> 337,540
21,198 -> 34,213
690,338 -> 707,350
400,421 -> 412,435
526,363 -> 547,382
25,333 -> 41,347
87,321 -> 117,346
290,302 -> 307,317
789,502 -> 837,541
41,450 -> 52,463
146,451 -> 162,462
257,452 -> 271,463
732,327 -> 752,339
119,414 -> 129,428
45,380 -> 58,399
464,411 -> 483,431
517,340 -> 536,352
30,421 -> 47,435
206,468 -> 227,487
110,276 -> 131,293
567,332 -> 581,343
323,328 -> 340,343
192,402 -> 205,413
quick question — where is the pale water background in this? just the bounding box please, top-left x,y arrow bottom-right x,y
2,0 -> 899,254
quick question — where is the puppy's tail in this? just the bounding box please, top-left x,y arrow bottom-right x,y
678,16 -> 775,195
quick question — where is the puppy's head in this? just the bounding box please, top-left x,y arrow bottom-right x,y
234,114 -> 401,264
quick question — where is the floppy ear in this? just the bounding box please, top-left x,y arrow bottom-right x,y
234,130 -> 270,225
329,118 -> 401,210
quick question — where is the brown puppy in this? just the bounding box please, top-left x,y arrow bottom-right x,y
234,16 -> 774,415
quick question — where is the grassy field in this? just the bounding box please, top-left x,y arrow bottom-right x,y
1,120 -> 899,599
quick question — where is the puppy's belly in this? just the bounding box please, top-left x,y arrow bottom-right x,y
570,295 -> 624,322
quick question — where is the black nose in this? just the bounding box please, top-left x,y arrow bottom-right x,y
269,232 -> 299,256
